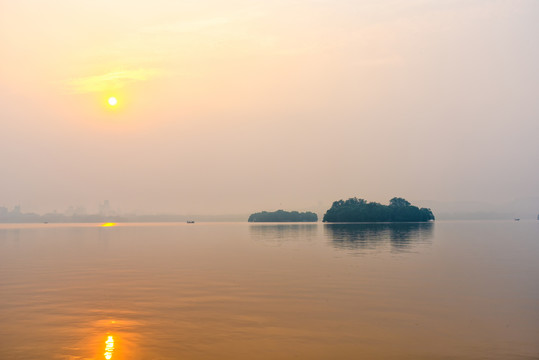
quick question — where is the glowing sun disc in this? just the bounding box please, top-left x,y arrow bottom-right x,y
108,97 -> 118,106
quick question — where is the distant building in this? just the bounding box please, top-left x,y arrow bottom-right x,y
66,205 -> 87,216
99,200 -> 114,216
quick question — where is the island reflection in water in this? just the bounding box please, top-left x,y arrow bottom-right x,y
325,222 -> 433,252
249,223 -> 318,242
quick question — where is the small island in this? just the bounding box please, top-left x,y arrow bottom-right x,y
323,197 -> 434,222
248,210 -> 318,222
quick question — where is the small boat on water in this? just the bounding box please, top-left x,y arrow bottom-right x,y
187,220 -> 195,224
514,218 -> 520,221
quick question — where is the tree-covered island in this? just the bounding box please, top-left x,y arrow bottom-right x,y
323,197 -> 434,222
248,210 -> 318,222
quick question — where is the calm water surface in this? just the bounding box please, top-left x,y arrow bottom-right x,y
0,221 -> 538,359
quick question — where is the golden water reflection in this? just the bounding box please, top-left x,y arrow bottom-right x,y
1,223 -> 538,359
104,335 -> 114,359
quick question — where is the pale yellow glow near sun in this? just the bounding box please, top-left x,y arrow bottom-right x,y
68,69 -> 161,93
108,97 -> 118,106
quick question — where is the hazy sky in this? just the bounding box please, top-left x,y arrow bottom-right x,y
1,0 -> 538,214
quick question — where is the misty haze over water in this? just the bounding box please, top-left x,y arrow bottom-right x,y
1,1 -> 538,216
1,196 -> 538,223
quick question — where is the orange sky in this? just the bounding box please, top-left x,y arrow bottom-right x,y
1,0 -> 538,215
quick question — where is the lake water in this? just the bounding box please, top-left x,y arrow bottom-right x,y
0,221 -> 538,359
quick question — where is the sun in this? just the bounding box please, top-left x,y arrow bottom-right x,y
108,97 -> 118,106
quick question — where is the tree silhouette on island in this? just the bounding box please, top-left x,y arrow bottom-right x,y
323,197 -> 434,222
248,210 -> 318,222
248,197 -> 434,223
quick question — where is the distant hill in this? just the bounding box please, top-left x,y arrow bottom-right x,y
248,210 -> 318,222
323,197 -> 434,222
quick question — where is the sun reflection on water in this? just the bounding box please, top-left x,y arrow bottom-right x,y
104,335 -> 115,359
